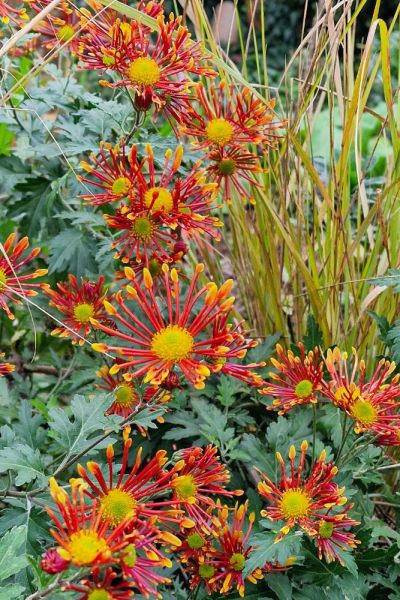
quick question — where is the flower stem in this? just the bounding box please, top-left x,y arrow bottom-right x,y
312,403 -> 317,463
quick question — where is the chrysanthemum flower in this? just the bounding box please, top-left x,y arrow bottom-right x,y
207,502 -> 263,598
0,353 -> 15,377
79,142 -> 140,206
45,275 -> 111,345
0,233 -> 47,320
373,423 -> 400,446
46,478 -> 130,567
314,509 -> 360,564
122,144 -> 221,238
205,146 -> 264,204
91,263 -> 240,389
76,428 -> 187,531
31,1 -> 82,53
98,14 -> 215,123
0,0 -> 29,25
119,521 -> 172,599
78,1 -> 164,73
323,347 -> 400,435
170,445 -> 242,524
259,342 -> 324,414
96,365 -> 170,425
208,315 -> 266,386
65,567 -> 133,599
115,240 -> 188,285
257,441 -> 349,542
180,81 -> 282,151
182,502 -> 262,598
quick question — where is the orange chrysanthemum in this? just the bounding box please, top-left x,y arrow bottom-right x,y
323,347 -> 400,436
65,567 -> 134,599
259,342 -> 324,414
91,264 -> 242,389
257,441 -> 352,544
180,81 -> 283,151
45,275 -> 111,345
30,1 -> 82,53
0,353 -> 15,377
0,233 -> 47,319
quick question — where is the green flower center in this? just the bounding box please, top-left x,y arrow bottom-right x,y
295,379 -> 314,398
0,269 -> 8,291
350,398 -> 378,426
199,563 -> 215,579
123,543 -> 137,567
229,552 -> 246,571
172,474 -> 197,499
87,590 -> 111,600
73,303 -> 95,324
319,520 -> 335,539
56,25 -> 75,42
131,216 -> 155,240
280,488 -> 311,519
112,176 -> 131,196
114,384 -> 136,407
218,158 -> 237,176
187,532 -> 205,549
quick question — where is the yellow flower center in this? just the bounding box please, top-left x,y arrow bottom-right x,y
123,543 -> 137,567
334,384 -> 360,405
73,303 -> 95,324
114,384 -> 137,408
206,118 -> 234,146
187,532 -> 205,549
230,552 -> 246,571
100,489 -> 137,527
131,216 -> 155,240
87,590 -> 112,600
151,325 -> 194,363
295,379 -> 314,398
102,53 -> 116,67
218,158 -> 237,176
199,563 -> 215,579
56,24 -> 75,42
144,187 -> 173,214
112,176 -> 131,196
280,489 -> 311,519
318,520 -> 335,539
0,269 -> 8,291
128,57 -> 161,86
350,398 -> 378,426
66,531 -> 109,566
172,474 -> 197,499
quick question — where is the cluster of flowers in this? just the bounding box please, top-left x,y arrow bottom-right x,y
261,342 -> 400,447
39,427 -> 358,598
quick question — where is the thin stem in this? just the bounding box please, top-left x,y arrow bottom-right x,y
335,414 -> 353,466
125,108 -> 142,145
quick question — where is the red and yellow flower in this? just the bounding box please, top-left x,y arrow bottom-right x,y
79,142 -> 140,206
91,263 -> 241,389
46,478 -> 131,568
259,342 -> 324,414
98,14 -> 215,123
45,275 -> 111,345
65,566 -> 134,599
0,353 -> 15,377
323,347 -> 400,436
96,365 -> 170,424
257,441 -> 349,543
314,510 -> 360,564
170,445 -> 242,524
76,428 -> 187,530
0,233 -> 47,319
31,1 -> 82,53
204,145 -> 264,204
180,81 -> 282,151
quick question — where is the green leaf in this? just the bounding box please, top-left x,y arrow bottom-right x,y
243,531 -> 303,578
0,525 -> 29,582
302,314 -> 324,350
266,573 -> 293,600
0,123 -> 14,156
368,269 -> 400,292
0,583 -> 26,600
48,229 -> 98,276
216,375 -> 238,407
0,444 -> 47,486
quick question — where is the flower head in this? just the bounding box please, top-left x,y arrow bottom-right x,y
323,347 -> 400,436
315,510 -> 360,564
259,342 -> 324,414
45,275 -> 111,345
31,1 -> 82,53
204,145 -> 264,204
170,445 -> 242,524
79,142 -> 140,206
91,263 -> 242,389
0,233 -> 47,319
0,353 -> 15,377
180,81 -> 282,151
46,478 -> 130,568
257,441 -> 349,542
97,14 -> 215,124
76,429 -> 186,530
